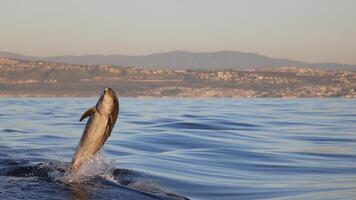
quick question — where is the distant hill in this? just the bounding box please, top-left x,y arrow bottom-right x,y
0,58 -> 355,98
0,50 -> 355,70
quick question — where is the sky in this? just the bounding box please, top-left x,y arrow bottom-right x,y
0,0 -> 355,64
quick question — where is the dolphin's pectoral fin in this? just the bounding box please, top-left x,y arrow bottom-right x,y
79,107 -> 96,121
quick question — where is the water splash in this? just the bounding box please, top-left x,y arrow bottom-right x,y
51,152 -> 189,199
58,150 -> 115,183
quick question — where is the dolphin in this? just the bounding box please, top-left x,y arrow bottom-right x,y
69,87 -> 119,172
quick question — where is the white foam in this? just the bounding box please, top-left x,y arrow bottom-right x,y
55,150 -> 115,184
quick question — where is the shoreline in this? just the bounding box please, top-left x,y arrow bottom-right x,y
1,58 -> 355,99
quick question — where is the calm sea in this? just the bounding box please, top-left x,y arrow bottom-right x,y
0,98 -> 355,200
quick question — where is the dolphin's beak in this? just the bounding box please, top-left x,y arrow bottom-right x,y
103,87 -> 109,95
104,87 -> 114,96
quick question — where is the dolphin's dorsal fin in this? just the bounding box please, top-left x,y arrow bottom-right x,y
79,107 -> 96,121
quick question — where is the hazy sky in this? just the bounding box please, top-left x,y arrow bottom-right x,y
1,0 -> 355,64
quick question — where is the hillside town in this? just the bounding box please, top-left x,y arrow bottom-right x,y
0,58 -> 355,98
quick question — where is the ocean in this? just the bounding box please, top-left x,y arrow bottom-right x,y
0,98 -> 355,200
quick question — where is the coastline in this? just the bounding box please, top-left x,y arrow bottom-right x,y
1,58 -> 355,99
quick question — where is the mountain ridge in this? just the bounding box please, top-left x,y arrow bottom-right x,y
0,50 -> 355,70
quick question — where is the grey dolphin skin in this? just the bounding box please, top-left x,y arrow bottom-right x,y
70,87 -> 119,172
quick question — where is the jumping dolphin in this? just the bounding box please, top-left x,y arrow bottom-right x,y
69,87 -> 119,172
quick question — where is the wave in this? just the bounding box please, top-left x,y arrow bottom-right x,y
0,153 -> 189,200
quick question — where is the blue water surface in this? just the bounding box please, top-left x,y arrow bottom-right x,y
0,98 -> 355,200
